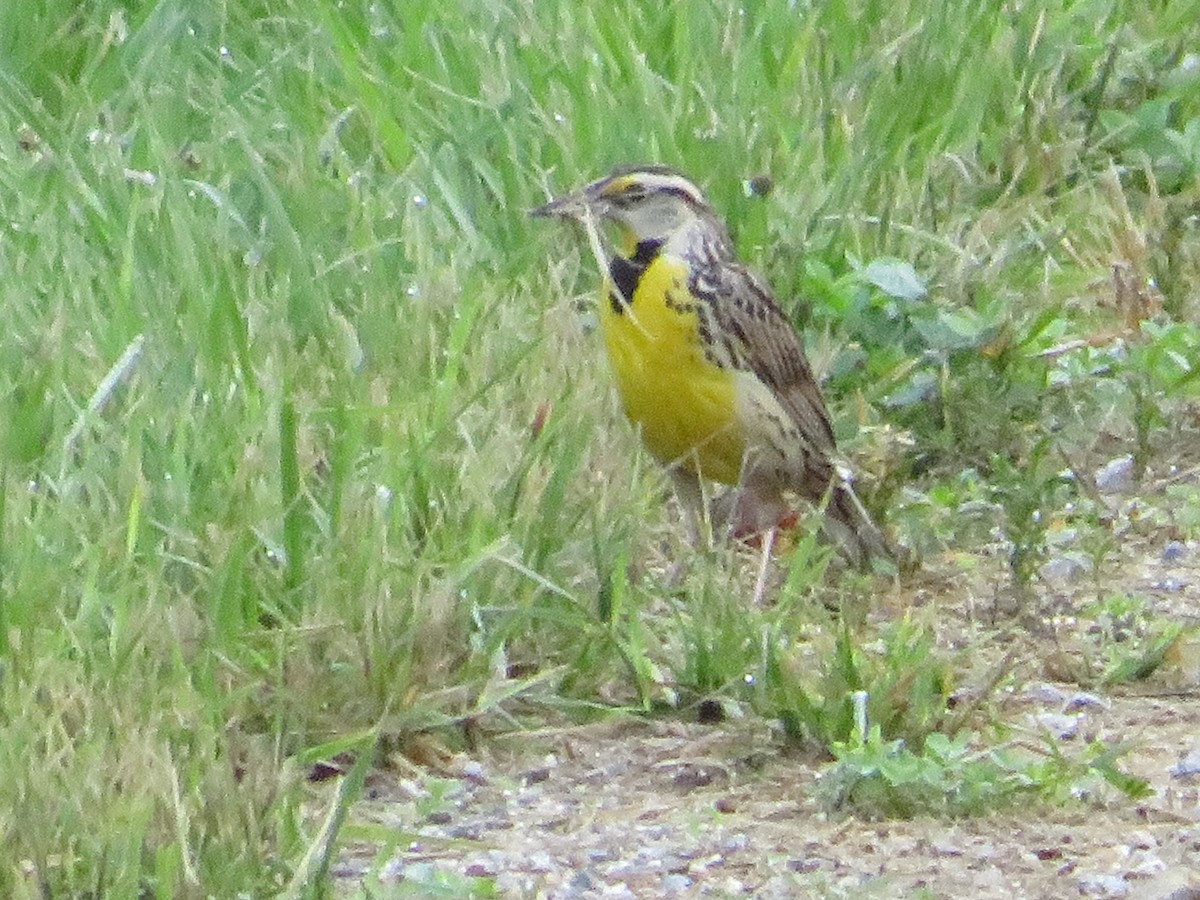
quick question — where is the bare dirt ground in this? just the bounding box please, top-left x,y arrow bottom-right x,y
332,493 -> 1200,899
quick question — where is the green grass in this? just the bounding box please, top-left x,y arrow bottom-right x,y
1,0 -> 1199,894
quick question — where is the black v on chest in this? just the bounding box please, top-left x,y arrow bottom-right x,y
607,239 -> 664,316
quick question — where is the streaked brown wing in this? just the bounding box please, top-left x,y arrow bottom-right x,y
693,262 -> 838,455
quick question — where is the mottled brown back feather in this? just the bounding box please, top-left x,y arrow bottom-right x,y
684,243 -> 836,456
683,235 -> 891,567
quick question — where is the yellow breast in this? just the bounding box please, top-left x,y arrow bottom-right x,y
600,254 -> 745,485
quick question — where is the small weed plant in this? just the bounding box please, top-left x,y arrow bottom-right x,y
820,727 -> 1150,819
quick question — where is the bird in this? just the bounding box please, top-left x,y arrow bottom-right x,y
531,164 -> 890,572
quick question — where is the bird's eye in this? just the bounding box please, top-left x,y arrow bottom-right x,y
617,186 -> 646,205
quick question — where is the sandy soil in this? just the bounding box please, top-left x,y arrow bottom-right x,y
332,488 -> 1200,898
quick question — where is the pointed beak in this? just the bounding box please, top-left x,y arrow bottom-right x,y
529,193 -> 585,220
531,178 -> 623,271
530,177 -> 610,221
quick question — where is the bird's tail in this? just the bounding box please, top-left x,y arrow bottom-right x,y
822,474 -> 893,572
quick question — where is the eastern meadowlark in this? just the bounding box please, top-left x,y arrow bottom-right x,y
532,165 -> 889,569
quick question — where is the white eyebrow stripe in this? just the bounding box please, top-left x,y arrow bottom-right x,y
636,173 -> 706,204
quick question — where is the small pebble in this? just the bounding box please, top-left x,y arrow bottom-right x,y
673,765 -> 718,789
378,855 -> 404,881
787,857 -> 824,873
1065,691 -> 1108,711
588,846 -> 620,863
1162,540 -> 1189,564
720,833 -> 750,853
662,873 -> 693,895
1171,748 -> 1200,778
566,869 -> 599,893
1041,554 -> 1089,584
1152,576 -> 1191,592
1095,455 -> 1135,494
330,860 -> 368,878
459,760 -> 487,783
1032,712 -> 1082,739
1027,683 -> 1068,704
931,839 -> 964,857
1125,850 -> 1166,878
1078,872 -> 1129,897
1125,830 -> 1158,850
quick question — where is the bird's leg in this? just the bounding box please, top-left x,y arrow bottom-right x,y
750,526 -> 777,607
669,466 -> 712,548
733,476 -> 791,605
662,466 -> 713,589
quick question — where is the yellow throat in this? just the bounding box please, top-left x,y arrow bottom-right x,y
600,240 -> 745,485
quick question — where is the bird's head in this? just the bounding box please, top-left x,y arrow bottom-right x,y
531,165 -> 723,256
